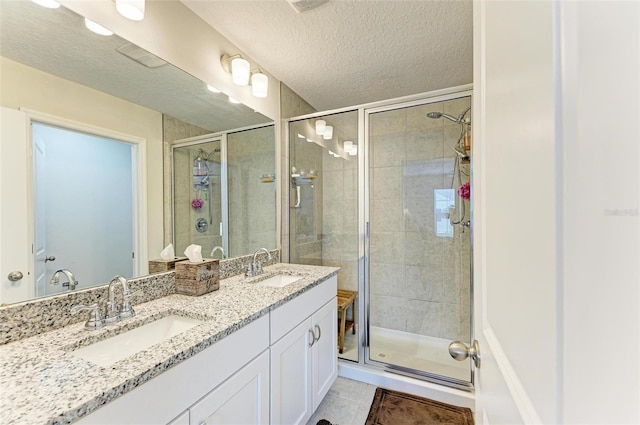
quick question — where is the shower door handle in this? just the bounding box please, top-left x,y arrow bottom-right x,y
448,340 -> 481,368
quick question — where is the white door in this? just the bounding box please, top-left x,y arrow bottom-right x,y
472,1 -> 640,424
311,299 -> 337,411
189,350 -> 269,425
0,107 -> 32,304
270,318 -> 313,425
33,135 -> 48,297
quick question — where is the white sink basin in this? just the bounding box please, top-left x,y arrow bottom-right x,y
256,274 -> 303,288
71,315 -> 203,367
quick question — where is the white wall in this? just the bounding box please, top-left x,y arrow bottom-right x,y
560,2 -> 640,423
0,57 -> 164,266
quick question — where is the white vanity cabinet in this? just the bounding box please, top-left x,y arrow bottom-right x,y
76,315 -> 270,425
270,276 -> 338,425
74,274 -> 337,425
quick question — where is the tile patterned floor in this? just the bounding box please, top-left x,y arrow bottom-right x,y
306,377 -> 377,425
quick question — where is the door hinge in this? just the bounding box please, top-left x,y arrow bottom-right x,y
132,252 -> 135,259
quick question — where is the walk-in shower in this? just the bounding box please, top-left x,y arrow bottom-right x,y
288,91 -> 473,389
171,124 -> 276,258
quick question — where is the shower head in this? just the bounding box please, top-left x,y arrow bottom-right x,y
426,106 -> 472,124
426,112 -> 459,123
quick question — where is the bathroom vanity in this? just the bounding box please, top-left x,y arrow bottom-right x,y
0,263 -> 338,425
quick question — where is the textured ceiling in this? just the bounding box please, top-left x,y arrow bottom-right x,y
182,0 -> 473,111
0,1 -> 270,133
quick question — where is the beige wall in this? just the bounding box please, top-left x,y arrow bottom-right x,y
0,57 -> 164,269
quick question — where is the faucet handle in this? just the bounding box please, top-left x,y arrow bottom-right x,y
120,289 -> 139,319
71,303 -> 104,330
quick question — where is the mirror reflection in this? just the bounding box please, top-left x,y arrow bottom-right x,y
0,1 -> 276,304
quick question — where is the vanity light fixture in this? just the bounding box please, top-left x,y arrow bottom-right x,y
251,71 -> 268,98
84,18 -> 113,36
315,120 -> 326,135
31,0 -> 60,8
207,84 -> 221,93
228,96 -> 241,104
323,126 -> 333,140
306,138 -> 313,143
115,0 -> 145,21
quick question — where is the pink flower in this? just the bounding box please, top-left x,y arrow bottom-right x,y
458,182 -> 471,201
192,198 -> 204,210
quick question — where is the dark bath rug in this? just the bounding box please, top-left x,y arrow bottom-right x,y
365,388 -> 474,425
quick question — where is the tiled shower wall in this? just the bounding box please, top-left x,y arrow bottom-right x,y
227,126 -> 277,256
369,97 -> 471,342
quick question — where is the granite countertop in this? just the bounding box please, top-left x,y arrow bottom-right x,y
0,263 -> 339,425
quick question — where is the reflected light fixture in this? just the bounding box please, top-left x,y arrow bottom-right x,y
228,96 -> 241,104
344,141 -> 357,156
315,120 -> 326,135
323,126 -> 333,140
306,138 -> 313,143
31,0 -> 60,8
116,0 -> 145,21
207,84 -> 221,93
84,18 -> 113,36
297,133 -> 306,139
251,71 -> 268,98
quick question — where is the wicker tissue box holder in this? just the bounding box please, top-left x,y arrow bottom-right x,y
175,259 -> 220,296
148,257 -> 188,273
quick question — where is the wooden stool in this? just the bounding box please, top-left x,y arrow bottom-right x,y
337,289 -> 357,354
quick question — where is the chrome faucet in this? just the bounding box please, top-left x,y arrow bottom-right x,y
210,246 -> 227,259
49,269 -> 78,290
105,275 -> 138,324
246,248 -> 272,277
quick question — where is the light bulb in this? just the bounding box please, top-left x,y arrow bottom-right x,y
297,133 -> 306,139
115,0 -> 145,21
207,84 -> 221,93
84,18 -> 113,36
228,96 -> 241,104
315,120 -> 326,135
251,72 -> 268,98
231,57 -> 250,86
323,126 -> 333,140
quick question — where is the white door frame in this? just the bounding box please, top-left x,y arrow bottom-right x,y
22,109 -> 148,279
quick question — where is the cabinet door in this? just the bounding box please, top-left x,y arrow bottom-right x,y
270,318 -> 313,425
190,350 -> 269,425
167,411 -> 189,425
311,299 -> 338,411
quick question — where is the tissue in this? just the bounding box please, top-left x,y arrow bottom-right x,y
184,244 -> 204,262
159,243 -> 175,261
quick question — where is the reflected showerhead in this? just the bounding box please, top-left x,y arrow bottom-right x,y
426,112 -> 460,123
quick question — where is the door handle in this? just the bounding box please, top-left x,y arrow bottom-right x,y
314,324 -> 321,341
448,340 -> 481,368
7,271 -> 23,282
45,256 -> 56,262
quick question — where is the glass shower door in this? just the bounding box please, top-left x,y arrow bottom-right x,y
366,96 -> 472,384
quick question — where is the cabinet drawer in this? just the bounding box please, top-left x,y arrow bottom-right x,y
270,275 -> 337,344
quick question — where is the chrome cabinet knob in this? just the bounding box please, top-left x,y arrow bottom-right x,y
7,271 -> 23,282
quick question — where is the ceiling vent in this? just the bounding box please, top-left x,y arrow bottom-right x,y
287,0 -> 329,14
116,43 -> 167,68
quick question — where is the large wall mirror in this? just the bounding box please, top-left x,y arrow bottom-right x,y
0,1 -> 277,304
